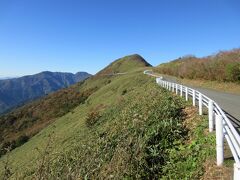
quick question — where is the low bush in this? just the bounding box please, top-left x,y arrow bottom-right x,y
161,117 -> 215,179
85,110 -> 101,127
155,48 -> 240,82
226,62 -> 240,82
15,135 -> 29,147
121,89 -> 127,95
13,82 -> 214,179
0,135 -> 29,157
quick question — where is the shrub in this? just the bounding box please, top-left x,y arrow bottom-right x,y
106,79 -> 111,84
15,135 -> 29,147
85,110 -> 101,127
226,62 -> 240,82
121,89 -> 127,95
0,135 -> 29,158
155,49 -> 240,82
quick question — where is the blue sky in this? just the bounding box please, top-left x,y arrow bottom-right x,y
0,0 -> 240,76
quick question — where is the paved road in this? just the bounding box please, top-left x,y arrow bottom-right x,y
189,87 -> 240,126
164,76 -> 240,129
100,72 -> 128,76
144,71 -> 240,129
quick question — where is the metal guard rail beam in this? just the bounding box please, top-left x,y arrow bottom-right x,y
143,70 -> 240,179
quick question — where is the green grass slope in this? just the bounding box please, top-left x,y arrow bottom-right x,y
97,54 -> 152,75
0,55 -> 214,179
0,81 -> 96,157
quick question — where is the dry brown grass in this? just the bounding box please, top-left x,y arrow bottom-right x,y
151,70 -> 240,95
201,160 -> 233,180
180,78 -> 240,95
182,106 -> 199,130
155,48 -> 240,83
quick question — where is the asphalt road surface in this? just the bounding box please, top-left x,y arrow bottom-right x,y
163,76 -> 240,129
144,71 -> 240,129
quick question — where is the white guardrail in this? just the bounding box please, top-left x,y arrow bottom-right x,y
144,70 -> 240,179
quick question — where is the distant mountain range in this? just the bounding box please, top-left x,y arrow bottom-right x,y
0,71 -> 91,114
0,77 -> 18,80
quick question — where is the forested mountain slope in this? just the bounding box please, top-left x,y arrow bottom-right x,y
0,71 -> 91,114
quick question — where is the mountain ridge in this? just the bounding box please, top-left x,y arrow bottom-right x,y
0,71 -> 91,114
97,54 -> 152,75
0,55 -> 149,157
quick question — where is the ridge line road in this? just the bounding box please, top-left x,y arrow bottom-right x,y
145,71 -> 240,131
184,86 -> 240,129
167,76 -> 240,130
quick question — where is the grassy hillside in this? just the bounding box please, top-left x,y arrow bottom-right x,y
0,55 -> 214,179
0,54 -> 150,160
0,82 -> 96,157
97,54 -> 152,75
155,48 -> 240,82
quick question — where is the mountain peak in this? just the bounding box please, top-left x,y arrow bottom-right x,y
97,54 -> 152,75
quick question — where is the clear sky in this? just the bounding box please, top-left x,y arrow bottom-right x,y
0,0 -> 240,76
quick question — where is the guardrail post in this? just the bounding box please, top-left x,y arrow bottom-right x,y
193,90 -> 196,106
176,84 -> 178,95
234,163 -> 240,180
216,115 -> 224,166
208,100 -> 214,132
180,85 -> 183,97
199,93 -> 203,115
172,83 -> 175,92
185,87 -> 188,101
